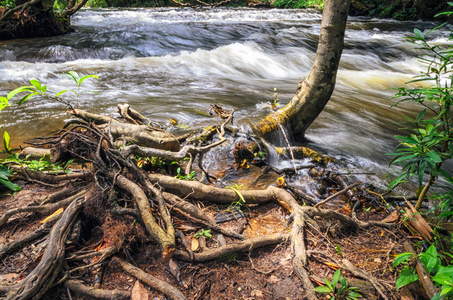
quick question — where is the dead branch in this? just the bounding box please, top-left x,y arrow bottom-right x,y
314,181 -> 361,207
64,279 -> 130,299
12,166 -> 91,184
68,108 -> 180,151
114,257 -> 187,300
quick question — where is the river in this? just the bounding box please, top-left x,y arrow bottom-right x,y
0,8 -> 450,192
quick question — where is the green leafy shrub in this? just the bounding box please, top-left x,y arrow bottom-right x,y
394,244 -> 453,299
388,19 -> 453,214
313,269 -> 362,300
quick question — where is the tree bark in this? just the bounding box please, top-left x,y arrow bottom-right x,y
255,0 -> 351,141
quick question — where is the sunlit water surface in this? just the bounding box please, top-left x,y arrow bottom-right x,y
1,8 -> 451,193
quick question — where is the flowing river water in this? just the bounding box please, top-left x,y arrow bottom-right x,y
0,8 -> 451,192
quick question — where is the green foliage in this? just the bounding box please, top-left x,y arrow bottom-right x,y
86,0 -> 108,7
3,129 -> 11,154
194,229 -> 212,238
226,184 -> 249,211
313,269 -> 362,300
175,167 -> 196,180
0,0 -> 14,8
388,20 -> 453,219
5,72 -> 98,110
0,164 -> 21,191
272,0 -> 323,9
393,245 -> 453,299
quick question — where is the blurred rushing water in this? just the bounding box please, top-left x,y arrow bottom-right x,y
0,8 -> 451,190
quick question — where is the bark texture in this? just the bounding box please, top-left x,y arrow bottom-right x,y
255,0 -> 351,141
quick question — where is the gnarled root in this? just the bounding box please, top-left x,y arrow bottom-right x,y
114,257 -> 187,300
6,197 -> 85,299
64,279 -> 130,299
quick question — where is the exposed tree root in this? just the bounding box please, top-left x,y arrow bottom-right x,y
174,233 -> 289,262
114,257 -> 187,300
5,197 -> 85,299
64,279 -> 130,299
0,192 -> 86,228
0,214 -> 61,260
0,104 -> 408,300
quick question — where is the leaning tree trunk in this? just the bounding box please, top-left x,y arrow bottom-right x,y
255,0 -> 351,141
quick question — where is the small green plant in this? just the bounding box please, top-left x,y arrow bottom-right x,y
0,164 -> 21,191
394,244 -> 453,299
194,229 -> 212,239
6,71 -> 98,110
313,269 -> 362,300
226,184 -> 249,211
175,167 -> 196,181
335,244 -> 343,257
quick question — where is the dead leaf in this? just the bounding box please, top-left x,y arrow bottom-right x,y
131,280 -> 148,300
325,262 -> 340,270
40,207 -> 63,223
191,238 -> 199,252
251,289 -> 264,297
403,200 -> 433,241
381,210 -> 400,223
268,275 -> 280,284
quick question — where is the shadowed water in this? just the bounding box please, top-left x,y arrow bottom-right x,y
0,8 -> 451,190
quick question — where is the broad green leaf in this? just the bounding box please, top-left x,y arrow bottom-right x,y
313,286 -> 331,293
0,178 -> 21,191
0,97 -> 10,111
64,71 -> 79,83
3,130 -> 11,153
18,92 -> 38,105
347,291 -> 362,298
78,74 -> 98,86
432,273 -> 453,286
418,161 -> 426,186
324,277 -> 333,290
0,164 -> 12,181
393,252 -> 413,267
30,79 -> 42,91
389,173 -> 408,189
419,245 -> 438,273
332,269 -> 341,288
7,86 -> 34,100
440,286 -> 453,296
56,90 -> 68,97
395,268 -> 419,290
427,151 -> 442,164
415,109 -> 426,122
